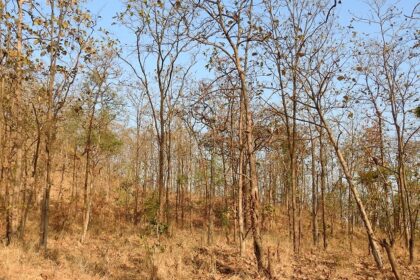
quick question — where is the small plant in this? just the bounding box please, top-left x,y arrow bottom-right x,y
219,207 -> 230,229
144,193 -> 160,225
143,193 -> 169,235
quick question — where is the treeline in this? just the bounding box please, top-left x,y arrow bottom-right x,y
0,0 -> 418,279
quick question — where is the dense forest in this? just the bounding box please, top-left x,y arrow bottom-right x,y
0,0 -> 419,279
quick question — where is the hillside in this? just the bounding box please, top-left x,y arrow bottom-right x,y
1,201 -> 419,279
0,0 -> 419,279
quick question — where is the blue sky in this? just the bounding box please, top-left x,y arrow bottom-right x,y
84,0 -> 419,102
84,0 -> 418,130
85,0 -> 419,77
86,0 -> 126,40
86,0 -> 419,38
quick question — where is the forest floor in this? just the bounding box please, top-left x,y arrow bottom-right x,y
0,220 -> 419,280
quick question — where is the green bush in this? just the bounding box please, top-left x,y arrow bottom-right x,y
144,193 -> 168,235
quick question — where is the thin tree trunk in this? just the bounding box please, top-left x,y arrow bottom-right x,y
310,132 -> 318,246
14,0 -> 24,244
165,122 -> 172,227
380,239 -> 401,280
317,110 -> 383,269
319,128 -> 327,250
238,95 -> 245,256
81,181 -> 92,243
208,130 -> 215,245
134,109 -> 141,225
39,0 -> 65,251
5,167 -> 12,245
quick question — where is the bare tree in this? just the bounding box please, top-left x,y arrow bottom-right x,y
119,0 -> 194,226
188,0 -> 269,273
354,0 -> 419,264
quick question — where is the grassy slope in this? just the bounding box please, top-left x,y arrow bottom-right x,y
1,210 -> 419,280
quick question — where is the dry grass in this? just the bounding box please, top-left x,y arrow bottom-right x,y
0,197 -> 419,279
1,223 -> 418,280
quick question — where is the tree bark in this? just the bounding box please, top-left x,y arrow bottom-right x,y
319,128 -> 327,250
380,239 -> 400,280
238,94 -> 245,256
238,66 -> 265,272
310,132 -> 318,246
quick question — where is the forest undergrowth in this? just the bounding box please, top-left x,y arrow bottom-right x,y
1,202 -> 418,280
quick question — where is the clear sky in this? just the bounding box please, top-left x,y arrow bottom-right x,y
84,0 -> 418,129
86,0 -> 125,37
83,0 -> 419,99
85,0 -> 419,76
86,0 -> 419,39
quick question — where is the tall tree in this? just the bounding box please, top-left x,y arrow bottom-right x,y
354,0 -> 419,264
119,0 -> 194,225
80,48 -> 120,243
190,0 -> 268,273
32,0 -> 95,250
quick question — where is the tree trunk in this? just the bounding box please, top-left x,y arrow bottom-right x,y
158,126 -> 165,224
165,124 -> 172,227
81,143 -> 91,242
310,133 -> 318,246
380,239 -> 400,280
238,67 -> 265,272
238,95 -> 245,256
203,158 -> 212,245
39,145 -> 52,250
319,128 -> 327,250
39,0 -> 64,251
5,169 -> 12,246
317,110 -> 383,269
208,130 -> 216,245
